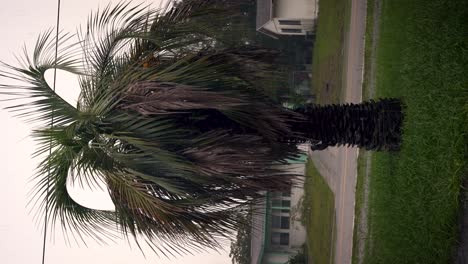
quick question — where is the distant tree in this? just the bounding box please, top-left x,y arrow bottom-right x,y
229,212 -> 252,264
287,246 -> 307,264
171,0 -> 257,47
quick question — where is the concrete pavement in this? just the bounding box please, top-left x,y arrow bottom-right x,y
309,0 -> 367,263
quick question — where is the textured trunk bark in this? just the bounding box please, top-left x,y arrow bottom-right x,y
288,98 -> 404,151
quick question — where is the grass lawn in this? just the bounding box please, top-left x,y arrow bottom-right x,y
310,0 -> 351,104
352,150 -> 370,264
302,159 -> 336,264
356,1 -> 468,263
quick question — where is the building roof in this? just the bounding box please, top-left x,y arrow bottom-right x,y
255,0 -> 272,30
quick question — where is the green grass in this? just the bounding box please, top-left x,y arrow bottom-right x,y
351,150 -> 370,264
360,0 -> 376,102
310,0 -> 351,104
362,1 -> 468,263
302,159 -> 336,264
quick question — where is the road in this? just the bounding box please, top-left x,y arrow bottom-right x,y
308,0 -> 367,263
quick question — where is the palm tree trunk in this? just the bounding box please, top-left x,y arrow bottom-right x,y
287,98 -> 404,151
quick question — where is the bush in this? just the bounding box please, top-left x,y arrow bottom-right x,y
288,246 -> 308,264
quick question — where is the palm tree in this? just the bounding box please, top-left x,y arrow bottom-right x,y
0,0 -> 403,256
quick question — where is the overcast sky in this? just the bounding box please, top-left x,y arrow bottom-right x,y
0,1 -> 231,263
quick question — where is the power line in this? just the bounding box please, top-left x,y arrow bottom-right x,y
42,0 -> 61,263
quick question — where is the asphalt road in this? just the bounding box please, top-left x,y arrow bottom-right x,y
309,0 -> 367,263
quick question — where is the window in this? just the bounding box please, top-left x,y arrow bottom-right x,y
272,208 -> 290,215
271,232 -> 290,246
273,190 -> 291,197
280,233 -> 290,245
272,199 -> 281,207
278,20 -> 301,26
281,217 -> 290,229
272,191 -> 282,198
272,209 -> 281,215
272,215 -> 281,228
281,28 -> 302,33
272,215 -> 290,229
271,199 -> 291,208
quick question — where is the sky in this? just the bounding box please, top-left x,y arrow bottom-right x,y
0,1 -> 231,263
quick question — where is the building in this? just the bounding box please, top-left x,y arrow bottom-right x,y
256,0 -> 319,38
250,155 -> 307,264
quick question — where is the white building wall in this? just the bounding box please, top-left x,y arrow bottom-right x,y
274,18 -> 314,35
286,164 -> 307,248
273,0 -> 318,19
270,0 -> 319,35
263,253 -> 290,264
251,163 -> 308,264
262,21 -> 278,35
269,163 -> 307,248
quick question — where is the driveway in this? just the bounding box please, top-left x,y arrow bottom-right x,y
308,0 -> 367,263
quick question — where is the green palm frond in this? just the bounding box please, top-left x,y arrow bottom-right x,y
29,142 -> 117,245
0,30 -> 82,126
0,0 -> 300,256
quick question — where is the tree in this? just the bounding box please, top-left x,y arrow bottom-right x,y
0,0 -> 403,256
229,212 -> 251,264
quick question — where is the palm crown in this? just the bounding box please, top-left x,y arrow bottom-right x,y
0,0 -> 302,255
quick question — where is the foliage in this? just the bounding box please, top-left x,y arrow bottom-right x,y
171,0 -> 257,48
287,245 -> 307,264
229,212 -> 252,264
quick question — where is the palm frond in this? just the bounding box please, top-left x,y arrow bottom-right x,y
119,81 -> 246,114
28,142 -> 117,246
0,30 -> 82,126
